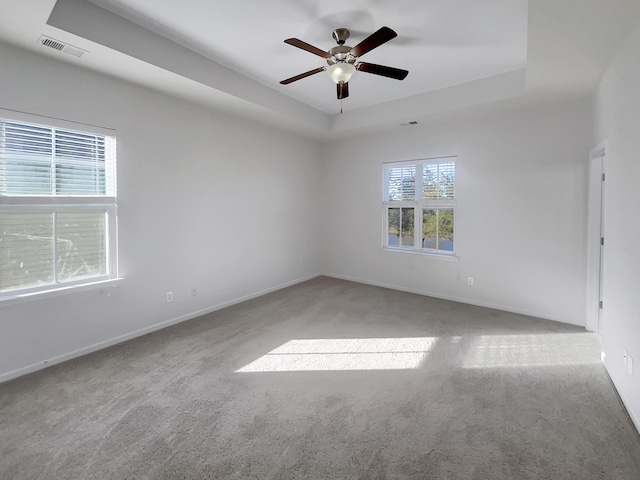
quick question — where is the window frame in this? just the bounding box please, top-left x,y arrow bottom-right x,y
382,157 -> 457,257
0,110 -> 119,303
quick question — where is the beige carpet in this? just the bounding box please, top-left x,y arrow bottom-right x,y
1,276 -> 639,479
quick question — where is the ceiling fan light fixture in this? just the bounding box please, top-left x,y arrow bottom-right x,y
326,62 -> 356,84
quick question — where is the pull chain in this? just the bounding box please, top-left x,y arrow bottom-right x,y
340,98 -> 343,114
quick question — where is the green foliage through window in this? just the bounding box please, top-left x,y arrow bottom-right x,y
422,209 -> 454,251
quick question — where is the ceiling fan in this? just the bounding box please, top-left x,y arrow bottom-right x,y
280,26 -> 409,104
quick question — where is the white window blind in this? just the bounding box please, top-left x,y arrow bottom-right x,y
385,165 -> 416,201
0,121 -> 116,196
383,157 -> 456,255
0,115 -> 117,299
423,162 -> 454,200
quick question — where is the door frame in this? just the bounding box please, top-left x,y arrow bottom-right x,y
586,140 -> 607,332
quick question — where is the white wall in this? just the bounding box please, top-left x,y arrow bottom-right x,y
593,19 -> 640,430
0,43 -> 321,380
320,99 -> 592,326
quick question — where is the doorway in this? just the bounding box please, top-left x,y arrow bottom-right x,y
586,142 -> 606,332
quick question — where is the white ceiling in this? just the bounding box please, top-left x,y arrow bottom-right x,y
0,0 -> 639,139
86,0 -> 529,114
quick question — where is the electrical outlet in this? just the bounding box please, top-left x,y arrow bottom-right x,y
191,287 -> 198,297
467,277 -> 474,286
166,291 -> 173,302
628,355 -> 634,375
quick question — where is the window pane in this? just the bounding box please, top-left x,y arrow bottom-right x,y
423,162 -> 455,200
0,122 -> 53,195
2,122 -> 53,156
401,208 -> 414,247
387,165 -> 416,201
439,163 -> 455,199
422,209 -> 437,249
401,167 -> 416,200
0,158 -> 52,195
55,131 -> 107,195
0,211 -> 54,292
438,209 -> 454,251
0,120 -> 113,196
423,164 -> 439,200
57,211 -> 107,282
388,208 -> 400,246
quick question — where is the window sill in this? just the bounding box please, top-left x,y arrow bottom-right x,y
381,247 -> 459,261
0,278 -> 124,307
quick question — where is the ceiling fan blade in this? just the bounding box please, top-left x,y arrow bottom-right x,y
280,67 -> 326,85
349,26 -> 397,57
284,38 -> 331,58
357,62 -> 409,80
337,82 -> 349,99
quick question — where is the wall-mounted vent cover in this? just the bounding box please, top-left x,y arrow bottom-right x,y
38,35 -> 87,58
400,121 -> 419,127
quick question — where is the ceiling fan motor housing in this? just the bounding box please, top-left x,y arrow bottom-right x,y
327,45 -> 356,65
328,28 -> 356,66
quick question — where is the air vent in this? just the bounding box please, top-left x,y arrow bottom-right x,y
41,37 -> 65,51
400,121 -> 419,127
38,35 -> 87,58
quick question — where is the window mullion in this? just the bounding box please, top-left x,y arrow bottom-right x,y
105,209 -> 110,275
94,136 -> 98,195
414,204 -> 420,250
0,122 -> 5,194
415,163 -> 423,250
51,128 -> 57,195
435,209 -> 440,251
398,207 -> 404,248
53,210 -> 59,284
416,162 -> 424,201
384,207 -> 389,248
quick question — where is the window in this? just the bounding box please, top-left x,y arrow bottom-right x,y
0,112 -> 117,300
383,157 -> 456,255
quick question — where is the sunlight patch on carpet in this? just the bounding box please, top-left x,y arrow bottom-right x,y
236,337 -> 438,372
462,333 -> 601,368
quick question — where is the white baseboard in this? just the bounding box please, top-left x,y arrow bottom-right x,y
603,360 -> 640,436
0,273 -> 320,384
618,386 -> 640,435
321,272 -> 584,327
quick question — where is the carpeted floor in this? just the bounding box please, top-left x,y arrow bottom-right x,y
1,277 -> 639,479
